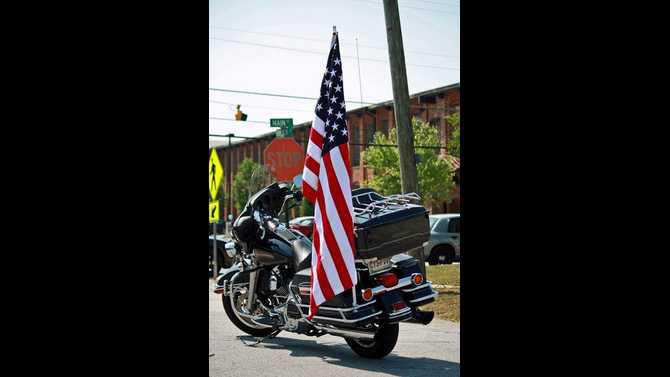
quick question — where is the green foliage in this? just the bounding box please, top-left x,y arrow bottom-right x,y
232,158 -> 265,212
446,112 -> 460,157
363,118 -> 455,204
300,198 -> 314,217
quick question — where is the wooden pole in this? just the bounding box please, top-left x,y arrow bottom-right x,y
382,0 -> 425,276
382,0 -> 418,195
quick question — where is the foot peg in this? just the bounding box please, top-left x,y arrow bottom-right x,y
253,314 -> 281,327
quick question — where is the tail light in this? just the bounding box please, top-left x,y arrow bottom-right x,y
361,288 -> 374,301
375,272 -> 399,288
392,301 -> 406,311
411,273 -> 424,285
214,287 -> 224,294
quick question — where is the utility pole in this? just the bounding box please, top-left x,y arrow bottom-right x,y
382,0 -> 425,276
227,133 -> 233,225
382,0 -> 418,195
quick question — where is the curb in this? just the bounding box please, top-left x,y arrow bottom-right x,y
431,284 -> 460,290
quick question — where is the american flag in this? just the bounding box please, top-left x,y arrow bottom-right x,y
301,30 -> 357,320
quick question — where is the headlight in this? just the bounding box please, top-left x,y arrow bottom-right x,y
224,242 -> 237,258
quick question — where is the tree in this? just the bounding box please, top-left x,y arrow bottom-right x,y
363,118 -> 455,204
446,112 -> 460,157
232,158 -> 266,212
299,198 -> 314,217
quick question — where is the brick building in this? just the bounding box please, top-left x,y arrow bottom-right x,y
211,83 -> 460,218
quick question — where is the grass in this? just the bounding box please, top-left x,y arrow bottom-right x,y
426,263 -> 460,286
421,264 -> 460,322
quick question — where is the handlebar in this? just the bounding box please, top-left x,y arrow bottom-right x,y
250,187 -> 302,237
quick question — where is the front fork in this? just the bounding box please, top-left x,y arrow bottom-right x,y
245,269 -> 259,312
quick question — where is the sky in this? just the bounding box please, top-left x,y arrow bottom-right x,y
209,0 -> 460,146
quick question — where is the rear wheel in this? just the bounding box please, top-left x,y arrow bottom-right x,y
345,323 -> 399,359
432,245 -> 455,265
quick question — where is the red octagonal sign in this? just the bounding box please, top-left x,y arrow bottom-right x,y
264,138 -> 305,182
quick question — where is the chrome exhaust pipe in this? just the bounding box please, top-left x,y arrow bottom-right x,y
313,325 -> 376,340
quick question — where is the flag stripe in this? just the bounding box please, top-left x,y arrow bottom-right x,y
312,116 -> 326,136
306,139 -> 322,163
302,165 -> 318,190
312,200 -> 345,293
304,155 -> 320,176
316,172 -> 354,290
302,181 -> 317,204
330,148 -> 355,235
311,226 -> 335,300
322,152 -> 356,255
337,144 -> 353,187
309,129 -> 324,150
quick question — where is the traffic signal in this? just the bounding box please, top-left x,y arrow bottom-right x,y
235,104 -> 248,121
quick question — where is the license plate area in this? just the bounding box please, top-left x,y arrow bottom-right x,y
365,256 -> 393,275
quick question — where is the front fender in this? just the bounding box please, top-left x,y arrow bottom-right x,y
215,263 -> 241,294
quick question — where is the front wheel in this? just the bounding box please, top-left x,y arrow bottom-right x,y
345,323 -> 399,359
222,288 -> 275,338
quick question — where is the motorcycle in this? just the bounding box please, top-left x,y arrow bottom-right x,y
214,182 -> 438,358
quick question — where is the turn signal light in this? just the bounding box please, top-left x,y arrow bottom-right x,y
411,273 -> 424,285
361,288 -> 374,301
375,272 -> 399,288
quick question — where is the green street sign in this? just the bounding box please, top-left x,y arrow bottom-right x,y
275,127 -> 293,137
270,118 -> 293,128
271,118 -> 293,137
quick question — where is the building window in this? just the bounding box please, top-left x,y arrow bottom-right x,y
430,117 -> 444,143
351,124 -> 360,166
367,122 -> 376,142
380,119 -> 388,136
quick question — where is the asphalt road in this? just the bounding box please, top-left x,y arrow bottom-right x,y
209,281 -> 460,377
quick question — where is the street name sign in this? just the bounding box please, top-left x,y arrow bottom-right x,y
270,118 -> 293,137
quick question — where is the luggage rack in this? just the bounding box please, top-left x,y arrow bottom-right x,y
352,190 -> 422,218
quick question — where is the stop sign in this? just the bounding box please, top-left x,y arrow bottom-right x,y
264,138 -> 305,181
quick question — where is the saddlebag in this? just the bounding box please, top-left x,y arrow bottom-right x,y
352,188 -> 430,259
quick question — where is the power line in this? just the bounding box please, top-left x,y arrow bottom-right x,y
210,38 -> 459,71
212,27 -> 459,59
210,88 -> 457,110
209,100 -> 314,113
351,0 -> 457,14
209,117 -> 270,124
209,88 -> 377,105
209,133 -> 262,140
400,0 -> 460,7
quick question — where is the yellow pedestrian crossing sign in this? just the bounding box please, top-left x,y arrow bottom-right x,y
209,201 -> 220,223
209,149 -> 223,200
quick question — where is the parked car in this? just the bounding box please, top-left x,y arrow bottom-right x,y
289,216 -> 315,238
423,214 -> 460,264
209,234 -> 234,278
